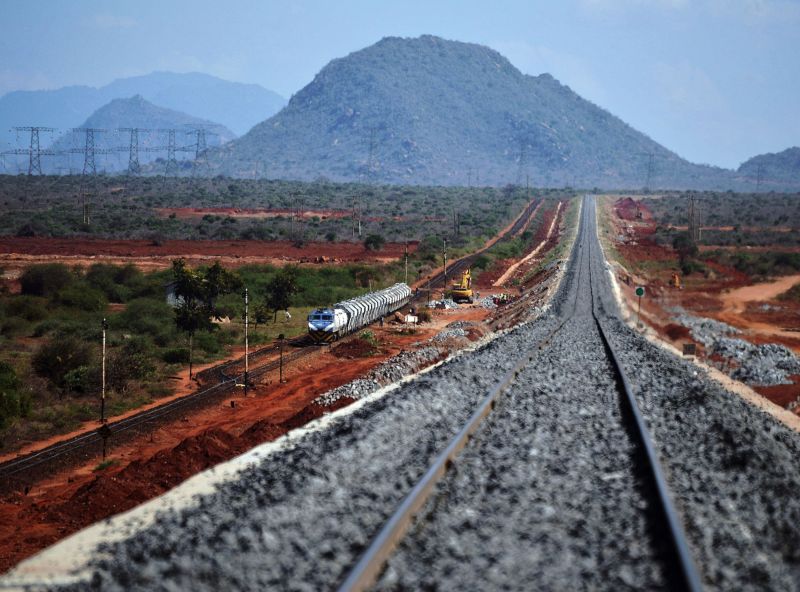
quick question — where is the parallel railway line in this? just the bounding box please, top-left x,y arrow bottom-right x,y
0,196 -> 546,495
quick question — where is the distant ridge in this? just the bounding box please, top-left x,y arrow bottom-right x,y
738,147 -> 800,188
211,35 -> 785,190
0,71 -> 285,149
47,95 -> 235,173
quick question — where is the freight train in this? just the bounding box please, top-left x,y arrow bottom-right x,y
307,283 -> 412,343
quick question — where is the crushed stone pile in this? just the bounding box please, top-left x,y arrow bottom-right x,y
427,299 -> 458,309
672,309 -> 800,386
714,339 -> 800,385
476,296 -> 498,309
445,320 -> 475,330
432,328 -> 468,342
314,346 -> 443,406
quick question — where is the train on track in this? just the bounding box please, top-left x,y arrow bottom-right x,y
307,283 -> 412,343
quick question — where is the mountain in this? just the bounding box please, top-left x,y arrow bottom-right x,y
211,35 -> 753,190
46,96 -> 235,173
738,147 -> 800,188
0,71 -> 284,150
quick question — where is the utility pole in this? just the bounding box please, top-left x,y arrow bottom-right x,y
688,196 -> 701,244
443,238 -> 448,286
11,127 -> 56,175
100,318 -> 108,423
278,334 -> 286,383
367,126 -> 377,183
756,164 -> 765,191
185,126 -> 216,177
516,138 -> 527,187
404,241 -> 409,285
643,152 -> 655,191
125,127 -> 140,174
70,128 -> 113,225
119,127 -> 152,175
74,128 -> 106,176
157,129 -> 180,178
243,288 -> 249,398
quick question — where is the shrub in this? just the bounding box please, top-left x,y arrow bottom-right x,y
115,298 -> 174,340
4,295 -> 48,321
0,362 -> 28,428
56,285 -> 107,312
195,331 -> 222,354
32,336 -> 94,392
417,309 -> 432,323
107,338 -> 155,392
162,347 -> 190,364
63,365 -> 94,394
85,263 -> 143,302
20,264 -> 73,297
364,234 -> 386,251
0,317 -> 29,337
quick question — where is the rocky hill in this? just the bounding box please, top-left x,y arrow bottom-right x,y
738,147 -> 800,188
0,71 -> 284,150
211,35 -> 747,189
48,96 -> 234,173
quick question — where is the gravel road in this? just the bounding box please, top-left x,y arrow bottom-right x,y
29,196 -> 800,591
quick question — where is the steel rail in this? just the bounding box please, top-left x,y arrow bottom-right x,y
337,201 -> 587,592
585,197 -> 703,592
337,342 -> 536,592
338,195 -> 702,592
411,197 -> 542,300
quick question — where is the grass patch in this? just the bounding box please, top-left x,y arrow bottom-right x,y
93,458 -> 120,472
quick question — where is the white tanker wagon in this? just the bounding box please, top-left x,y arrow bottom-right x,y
307,283 -> 412,343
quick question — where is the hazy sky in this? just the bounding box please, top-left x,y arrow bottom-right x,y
1,0 -> 798,168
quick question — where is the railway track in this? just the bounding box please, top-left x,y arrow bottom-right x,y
340,196 -> 702,591
411,195 -> 543,300
7,196 -> 800,591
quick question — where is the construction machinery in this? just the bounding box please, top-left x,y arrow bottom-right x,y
450,269 -> 474,304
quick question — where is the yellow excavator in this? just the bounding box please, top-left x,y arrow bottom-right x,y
450,269 -> 474,304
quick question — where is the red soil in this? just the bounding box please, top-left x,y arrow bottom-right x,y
0,200 -> 563,573
156,207 -> 352,220
606,196 -> 800,417
753,376 -> 800,408
0,320 -> 450,573
614,196 -> 654,222
0,237 -> 418,275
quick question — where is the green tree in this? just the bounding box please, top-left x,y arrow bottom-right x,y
364,234 -> 386,251
263,266 -> 300,323
172,259 -> 242,378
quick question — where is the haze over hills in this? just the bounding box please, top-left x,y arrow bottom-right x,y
0,71 -> 285,151
46,96 -> 235,174
212,35 -> 784,190
738,147 -> 800,188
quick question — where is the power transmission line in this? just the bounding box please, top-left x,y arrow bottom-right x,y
184,126 -> 217,177
756,163 -> 765,191
641,152 -> 655,191
8,127 -> 57,175
688,195 -> 701,244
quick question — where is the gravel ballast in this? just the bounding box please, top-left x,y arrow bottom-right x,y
12,195 -> 800,591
